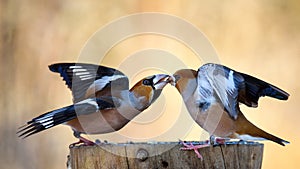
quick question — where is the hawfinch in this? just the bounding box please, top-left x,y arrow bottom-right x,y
18,63 -> 172,146
173,63 -> 289,158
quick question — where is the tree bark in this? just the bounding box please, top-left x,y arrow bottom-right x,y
68,142 -> 263,169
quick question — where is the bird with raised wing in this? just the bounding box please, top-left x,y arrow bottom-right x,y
18,63 -> 173,146
173,63 -> 289,159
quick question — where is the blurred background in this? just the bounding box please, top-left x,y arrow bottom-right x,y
1,0 -> 299,168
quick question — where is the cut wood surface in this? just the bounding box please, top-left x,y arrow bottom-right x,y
68,142 -> 263,169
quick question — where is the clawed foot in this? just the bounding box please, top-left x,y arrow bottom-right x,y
69,136 -> 96,148
209,135 -> 230,146
179,140 -> 210,160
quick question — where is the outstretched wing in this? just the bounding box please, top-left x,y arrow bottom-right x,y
238,72 -> 289,107
198,63 -> 244,120
17,96 -> 121,138
49,63 -> 129,102
198,63 -> 290,119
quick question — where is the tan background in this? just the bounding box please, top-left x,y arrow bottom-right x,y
1,1 -> 299,169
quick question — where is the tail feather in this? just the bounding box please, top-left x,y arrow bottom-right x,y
17,105 -> 76,138
246,126 -> 289,146
256,129 -> 289,146
237,113 -> 289,146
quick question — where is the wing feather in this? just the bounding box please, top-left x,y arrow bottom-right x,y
198,63 -> 289,119
198,64 -> 243,119
49,63 -> 129,102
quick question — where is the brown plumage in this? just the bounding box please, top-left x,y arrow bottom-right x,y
173,63 -> 289,146
17,63 -> 172,146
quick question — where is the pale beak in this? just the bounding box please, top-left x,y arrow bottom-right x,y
153,74 -> 171,90
167,75 -> 179,86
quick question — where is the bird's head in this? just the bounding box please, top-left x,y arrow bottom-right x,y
171,69 -> 198,99
129,74 -> 173,111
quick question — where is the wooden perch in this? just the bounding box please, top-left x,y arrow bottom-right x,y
68,142 -> 263,169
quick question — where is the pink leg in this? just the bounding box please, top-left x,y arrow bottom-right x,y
209,135 -> 230,145
215,138 -> 227,145
180,141 -> 210,160
69,136 -> 96,148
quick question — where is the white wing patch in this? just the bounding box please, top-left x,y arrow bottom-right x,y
197,64 -> 238,118
36,108 -> 67,128
70,67 -> 94,80
70,65 -> 83,69
75,72 -> 90,76
77,98 -> 99,109
197,75 -> 214,103
36,117 -> 53,128
209,70 -> 236,106
86,75 -> 126,93
227,70 -> 235,92
78,74 -> 93,79
70,67 -> 126,83
72,68 -> 87,72
208,71 -> 228,104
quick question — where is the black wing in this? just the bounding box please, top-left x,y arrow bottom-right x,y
49,63 -> 129,102
17,96 -> 120,138
206,63 -> 290,108
238,72 -> 289,107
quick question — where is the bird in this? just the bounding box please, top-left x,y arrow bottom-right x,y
172,63 -> 289,159
17,63 -> 173,146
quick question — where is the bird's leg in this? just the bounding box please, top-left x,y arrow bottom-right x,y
69,131 -> 96,147
209,135 -> 228,146
69,139 -> 83,148
179,140 -> 210,160
69,136 -> 96,147
79,136 -> 96,145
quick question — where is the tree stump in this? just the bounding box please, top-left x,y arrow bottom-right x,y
68,142 -> 263,169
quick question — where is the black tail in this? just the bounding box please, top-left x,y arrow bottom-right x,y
240,72 -> 289,105
17,105 -> 76,138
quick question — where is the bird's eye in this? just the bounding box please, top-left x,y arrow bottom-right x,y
142,79 -> 152,86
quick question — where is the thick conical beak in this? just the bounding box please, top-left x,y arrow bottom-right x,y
153,74 -> 171,90
166,75 -> 180,86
